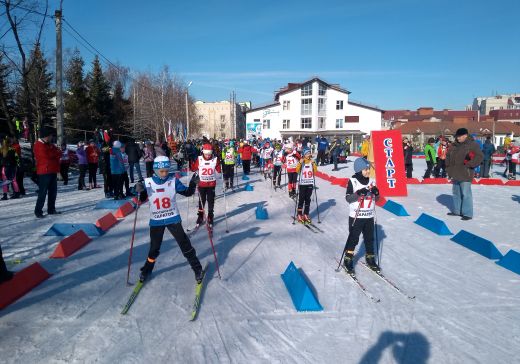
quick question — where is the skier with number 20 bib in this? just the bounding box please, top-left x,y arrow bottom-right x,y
135,156 -> 204,283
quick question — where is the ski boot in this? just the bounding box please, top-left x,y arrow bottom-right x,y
303,215 -> 312,224
207,213 -> 214,229
196,210 -> 204,226
139,259 -> 155,282
1,193 -> 7,200
10,192 -> 20,199
194,267 -> 204,284
343,252 -> 354,275
365,254 -> 381,273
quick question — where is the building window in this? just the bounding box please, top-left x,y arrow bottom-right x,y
254,119 -> 260,123
318,98 -> 326,115
283,100 -> 290,110
220,115 -> 226,122
301,83 -> 312,96
318,117 -> 325,129
336,100 -> 344,110
318,83 -> 326,96
301,117 -> 312,129
263,119 -> 270,129
336,119 -> 344,128
345,116 -> 359,123
301,98 -> 312,115
282,119 -> 290,129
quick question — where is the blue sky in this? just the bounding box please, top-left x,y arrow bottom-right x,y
33,0 -> 520,110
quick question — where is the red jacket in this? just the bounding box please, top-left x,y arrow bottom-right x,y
86,145 -> 100,164
34,139 -> 61,175
237,145 -> 257,160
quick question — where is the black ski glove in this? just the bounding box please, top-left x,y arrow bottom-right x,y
135,182 -> 145,193
370,186 -> 380,196
357,187 -> 369,196
190,172 -> 200,185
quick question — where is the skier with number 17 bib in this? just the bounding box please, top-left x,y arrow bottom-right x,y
135,156 -> 204,283
190,143 -> 221,228
342,158 -> 380,274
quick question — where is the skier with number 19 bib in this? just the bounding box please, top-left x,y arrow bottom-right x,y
295,148 -> 317,224
190,143 -> 221,227
135,156 -> 204,283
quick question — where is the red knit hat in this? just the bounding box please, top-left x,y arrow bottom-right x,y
202,144 -> 213,155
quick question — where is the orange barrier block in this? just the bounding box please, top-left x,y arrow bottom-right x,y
478,178 -> 504,185
422,178 -> 449,184
49,230 -> 92,258
407,178 -> 421,184
505,180 -> 520,186
0,262 -> 51,309
95,212 -> 118,231
114,202 -> 135,218
376,196 -> 387,207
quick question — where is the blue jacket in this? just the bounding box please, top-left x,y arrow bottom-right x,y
110,147 -> 125,174
482,140 -> 496,160
316,137 -> 329,151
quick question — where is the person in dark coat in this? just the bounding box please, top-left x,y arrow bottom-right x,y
125,139 -> 143,182
403,137 -> 414,178
481,136 -> 496,178
445,128 -> 484,220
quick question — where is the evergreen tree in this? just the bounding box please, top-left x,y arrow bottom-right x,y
15,44 -> 55,131
0,54 -> 14,135
86,56 -> 112,128
112,80 -> 130,127
64,49 -> 90,133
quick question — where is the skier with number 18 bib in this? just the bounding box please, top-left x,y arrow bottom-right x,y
135,156 -> 204,283
190,143 -> 221,228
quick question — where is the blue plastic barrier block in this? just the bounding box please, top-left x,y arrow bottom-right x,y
95,199 -> 131,210
382,200 -> 410,216
44,223 -> 104,237
496,250 -> 520,276
255,205 -> 268,220
450,230 -> 503,260
280,261 -> 323,312
242,175 -> 250,181
414,213 -> 453,235
244,183 -> 254,191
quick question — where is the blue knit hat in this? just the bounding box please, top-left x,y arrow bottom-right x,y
354,158 -> 370,173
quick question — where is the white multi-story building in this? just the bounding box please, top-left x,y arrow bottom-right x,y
245,78 -> 383,146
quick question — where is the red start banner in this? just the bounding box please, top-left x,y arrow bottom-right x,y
371,129 -> 408,197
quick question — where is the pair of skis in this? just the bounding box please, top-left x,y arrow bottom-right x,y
121,262 -> 209,320
290,215 -> 324,233
335,259 -> 415,302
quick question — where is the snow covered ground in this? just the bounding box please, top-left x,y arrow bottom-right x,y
0,157 -> 519,363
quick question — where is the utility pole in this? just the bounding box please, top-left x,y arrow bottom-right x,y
55,8 -> 64,145
185,81 -> 192,140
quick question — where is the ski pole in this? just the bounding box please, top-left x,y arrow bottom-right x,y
374,200 -> 381,267
220,167 -> 230,233
292,164 -> 304,225
336,196 -> 364,271
197,189 -> 222,279
126,200 -> 141,285
312,163 -> 321,223
283,165 -> 287,192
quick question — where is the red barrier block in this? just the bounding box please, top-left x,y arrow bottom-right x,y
114,202 -> 135,218
332,177 -> 349,188
505,180 -> 520,186
422,178 -> 449,184
0,262 -> 51,309
95,212 -> 118,231
50,230 -> 92,258
407,178 -> 421,184
376,196 -> 387,207
478,178 -> 504,185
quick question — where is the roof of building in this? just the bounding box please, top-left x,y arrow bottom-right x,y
244,101 -> 280,113
348,100 -> 384,113
394,121 -> 520,135
384,109 -> 478,122
274,77 -> 351,100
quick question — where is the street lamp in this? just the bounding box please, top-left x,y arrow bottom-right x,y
185,81 -> 193,140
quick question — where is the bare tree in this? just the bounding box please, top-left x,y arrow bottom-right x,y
1,0 -> 49,140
